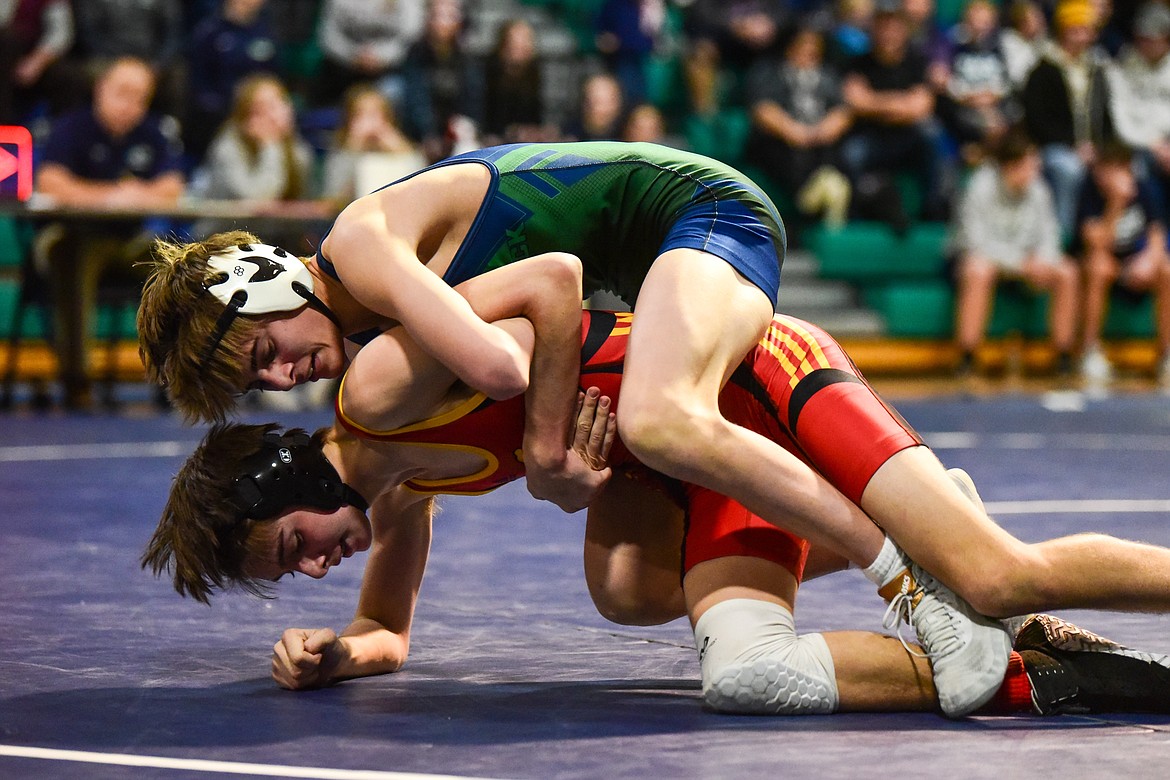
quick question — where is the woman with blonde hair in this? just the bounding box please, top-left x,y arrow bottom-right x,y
200,73 -> 315,203
322,83 -> 419,204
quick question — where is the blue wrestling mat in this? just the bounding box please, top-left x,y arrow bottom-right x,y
2,388 -> 1170,779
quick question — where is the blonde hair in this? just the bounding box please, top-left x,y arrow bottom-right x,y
229,74 -> 306,199
137,230 -> 278,422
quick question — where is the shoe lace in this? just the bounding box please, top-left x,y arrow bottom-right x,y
882,568 -> 962,661
882,583 -> 929,659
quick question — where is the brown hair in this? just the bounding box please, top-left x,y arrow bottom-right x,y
336,83 -> 401,148
991,126 -> 1037,165
228,74 -> 305,199
142,422 -> 294,603
137,229 -> 280,423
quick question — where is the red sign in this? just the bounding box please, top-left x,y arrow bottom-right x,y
0,125 -> 33,201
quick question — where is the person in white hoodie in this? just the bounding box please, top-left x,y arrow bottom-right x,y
1109,2 -> 1170,213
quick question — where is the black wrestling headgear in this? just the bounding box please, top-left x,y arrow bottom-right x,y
229,430 -> 368,521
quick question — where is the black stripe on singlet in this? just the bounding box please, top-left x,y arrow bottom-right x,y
580,310 -> 617,365
788,368 -> 862,432
728,363 -> 781,425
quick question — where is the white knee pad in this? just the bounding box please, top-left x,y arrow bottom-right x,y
693,598 -> 839,715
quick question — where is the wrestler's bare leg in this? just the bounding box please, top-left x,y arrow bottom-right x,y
583,475 -> 687,626
862,446 -> 1170,617
618,249 -> 887,567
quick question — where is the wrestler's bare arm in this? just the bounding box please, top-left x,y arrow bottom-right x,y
340,253 -> 586,431
271,488 -> 434,690
324,191 -> 533,400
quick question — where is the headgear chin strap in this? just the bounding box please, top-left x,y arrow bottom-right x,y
199,244 -> 341,371
229,430 -> 369,522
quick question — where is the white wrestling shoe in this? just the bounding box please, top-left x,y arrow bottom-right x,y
879,472 -> 1010,717
880,561 -> 1013,717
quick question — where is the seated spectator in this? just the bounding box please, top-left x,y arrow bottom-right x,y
840,0 -> 947,226
622,101 -> 675,145
73,0 -> 185,118
400,0 -> 484,162
950,130 -> 1079,377
0,0 -> 75,124
939,0 -> 1017,164
744,25 -> 853,229
185,0 -> 278,163
199,74 -> 314,202
1000,0 -> 1048,90
564,71 -> 627,141
314,0 -> 426,107
1021,0 -> 1116,239
1109,2 -> 1170,217
34,56 -> 185,409
595,0 -> 668,105
903,0 -> 952,91
827,0 -> 874,67
322,84 -> 421,205
1074,141 -> 1170,384
682,0 -> 791,116
483,18 -> 558,145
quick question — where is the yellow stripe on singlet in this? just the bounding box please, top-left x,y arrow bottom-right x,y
757,316 -> 831,389
612,311 -> 633,336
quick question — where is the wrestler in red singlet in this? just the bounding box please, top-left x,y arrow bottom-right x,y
335,311 -> 923,582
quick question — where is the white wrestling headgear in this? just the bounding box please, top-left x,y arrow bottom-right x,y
205,243 -> 314,315
200,243 -> 338,371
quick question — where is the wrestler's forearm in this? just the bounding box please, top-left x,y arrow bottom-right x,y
332,618 -> 410,681
521,256 -> 586,470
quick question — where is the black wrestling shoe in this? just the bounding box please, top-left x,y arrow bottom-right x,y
1015,614 -> 1170,715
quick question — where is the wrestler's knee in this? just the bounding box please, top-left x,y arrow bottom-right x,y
694,599 -> 838,715
616,395 -> 722,482
589,584 -> 683,627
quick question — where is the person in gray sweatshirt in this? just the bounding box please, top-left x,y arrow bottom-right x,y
950,129 -> 1080,376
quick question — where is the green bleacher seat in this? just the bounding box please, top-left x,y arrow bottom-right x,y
0,217 -> 24,269
683,108 -> 751,167
863,280 -> 953,337
805,221 -> 949,281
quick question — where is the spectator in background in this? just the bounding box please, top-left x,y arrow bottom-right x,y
903,0 -> 952,91
1109,2 -> 1170,216
34,56 -> 185,409
73,0 -> 185,117
827,0 -> 874,67
1021,0 -> 1116,239
0,0 -> 74,123
595,0 -> 667,105
939,0 -> 1016,164
401,0 -> 484,161
1000,0 -> 1049,91
1074,141 -> 1170,383
682,0 -> 791,116
322,83 -> 419,205
622,101 -> 673,144
482,18 -> 556,145
950,129 -> 1079,377
744,25 -> 853,229
197,72 -> 316,225
840,0 -> 946,226
314,0 -> 427,107
564,71 -> 627,141
186,0 -> 277,164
